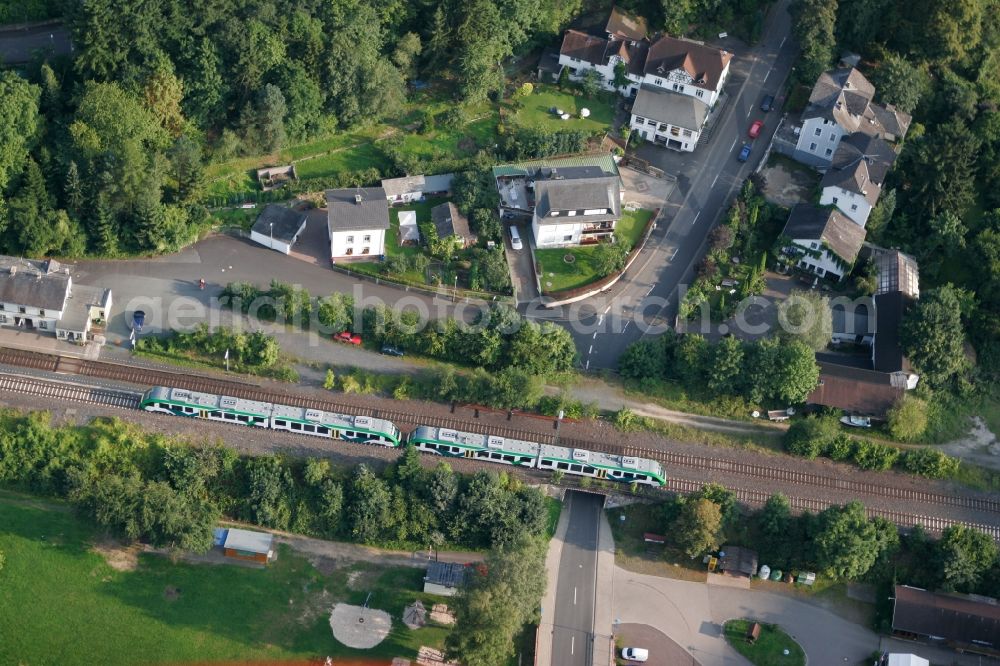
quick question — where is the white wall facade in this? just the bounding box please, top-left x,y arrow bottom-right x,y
819,186 -> 872,227
250,230 -> 294,255
0,286 -> 67,333
330,228 -> 386,259
532,214 -> 616,248
557,54 -> 642,96
629,114 -> 699,152
644,66 -> 723,107
795,117 -> 845,163
790,239 -> 848,280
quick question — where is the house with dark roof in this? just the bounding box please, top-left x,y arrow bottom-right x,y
326,188 -> 390,261
423,561 -> 470,597
557,29 -> 648,98
530,166 -> 622,247
809,360 -> 906,417
872,290 -> 919,389
431,202 -> 476,248
250,204 -> 308,255
781,204 -> 866,281
891,584 -> 1000,657
605,6 -> 648,41
641,35 -> 731,107
793,67 -> 911,167
630,84 -> 707,151
0,256 -> 112,343
818,133 -> 897,227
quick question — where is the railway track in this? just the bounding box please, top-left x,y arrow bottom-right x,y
0,373 -> 141,410
1,346 -> 999,519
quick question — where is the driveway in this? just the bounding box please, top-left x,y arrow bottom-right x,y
505,223 -> 539,305
617,623 -> 700,666
620,167 -> 677,210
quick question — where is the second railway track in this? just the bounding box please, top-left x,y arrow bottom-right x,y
2,346 -> 999,518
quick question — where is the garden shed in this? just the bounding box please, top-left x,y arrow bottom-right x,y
398,210 -> 420,244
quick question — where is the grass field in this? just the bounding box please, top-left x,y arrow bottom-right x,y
723,619 -> 805,666
0,494 -> 450,664
513,84 -> 616,132
349,197 -> 449,283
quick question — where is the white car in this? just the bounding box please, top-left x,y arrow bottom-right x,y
509,226 -> 523,250
622,647 -> 649,662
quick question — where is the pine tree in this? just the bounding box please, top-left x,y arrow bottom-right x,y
425,5 -> 451,72
90,171 -> 118,256
64,161 -> 83,221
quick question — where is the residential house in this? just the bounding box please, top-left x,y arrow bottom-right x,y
0,256 -> 111,343
641,35 -> 731,108
630,84 -> 706,151
781,204 -> 866,281
250,204 -> 308,254
871,290 -> 919,389
558,29 -> 648,97
605,5 -> 648,41
327,188 -> 389,261
793,67 -> 911,167
531,166 -> 622,248
494,154 -> 621,217
891,584 -> 1000,657
423,561 -> 469,597
381,174 -> 454,205
818,133 -> 896,226
831,297 -> 874,345
431,202 -> 477,248
808,361 -> 906,417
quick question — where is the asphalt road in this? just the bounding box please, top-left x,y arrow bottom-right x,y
547,0 -> 798,370
551,490 -> 604,666
0,21 -> 72,65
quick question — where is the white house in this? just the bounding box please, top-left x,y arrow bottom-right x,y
531,166 -> 621,248
326,188 -> 389,261
249,204 -> 308,254
794,67 -> 911,166
781,204 -> 865,281
818,133 -> 896,226
641,35 -> 730,108
381,174 -> 454,205
629,85 -> 706,151
0,256 -> 111,342
558,29 -> 647,97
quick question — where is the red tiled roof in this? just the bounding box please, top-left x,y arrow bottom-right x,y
560,30 -> 610,66
644,36 -> 732,91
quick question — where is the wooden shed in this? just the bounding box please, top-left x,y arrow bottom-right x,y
222,528 -> 275,565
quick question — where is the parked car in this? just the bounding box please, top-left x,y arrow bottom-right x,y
748,120 -> 764,139
761,94 -> 775,112
380,344 -> 404,357
840,415 -> 872,428
621,647 -> 649,662
335,330 -> 362,345
130,310 -> 145,332
737,143 -> 752,162
509,226 -> 523,250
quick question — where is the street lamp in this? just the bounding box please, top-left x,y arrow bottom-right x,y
269,221 -> 273,249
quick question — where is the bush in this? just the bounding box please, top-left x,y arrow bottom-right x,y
851,440 -> 900,471
901,448 -> 960,478
825,434 -> 855,461
783,415 -> 839,459
887,394 -> 930,441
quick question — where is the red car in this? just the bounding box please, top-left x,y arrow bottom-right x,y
748,120 -> 764,139
335,331 -> 362,345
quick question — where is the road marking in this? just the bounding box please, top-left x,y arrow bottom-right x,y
588,345 -> 593,355
622,321 -> 631,333
746,107 -> 752,118
585,359 -> 590,370
779,36 -> 786,48
646,285 -> 654,296
763,70 -> 770,82
670,248 -> 679,260
574,587 -> 578,604
692,211 -> 701,225
597,314 -> 605,325
571,636 -> 575,655
592,332 -> 597,340
602,305 -> 611,314
730,137 -> 738,151
711,174 -> 719,189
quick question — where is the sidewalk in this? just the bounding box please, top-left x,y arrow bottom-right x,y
593,507 -> 616,666
537,492 -> 570,666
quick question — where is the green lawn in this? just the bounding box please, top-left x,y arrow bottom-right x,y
513,84 -> 617,132
0,495 -> 450,664
210,206 -> 259,230
616,208 -> 655,246
294,141 -> 392,179
350,197 -> 449,282
723,619 -> 806,666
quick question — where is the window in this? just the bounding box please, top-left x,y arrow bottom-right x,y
850,204 -> 858,211
361,247 -> 370,254
363,234 -> 371,242
303,424 -> 315,433
557,462 -> 569,470
570,464 -> 582,473
345,248 -> 354,255
634,116 -> 645,124
583,466 -> 596,475
18,306 -> 26,314
567,210 -> 576,216
814,127 -> 822,136
646,119 -> 655,126
672,83 -> 681,92
682,129 -> 692,137
696,89 -> 704,98
670,126 -> 680,136
825,148 -> 833,156
654,78 -> 662,86
809,142 -> 817,151
39,309 -> 45,317
0,315 -> 6,323
563,235 -> 573,242
832,197 -> 838,204
816,267 -> 826,276
346,235 -> 354,244
829,132 -> 836,141
551,211 -> 560,216
275,419 -> 287,427
810,242 -> 818,249
658,123 -> 668,132
38,321 -> 47,329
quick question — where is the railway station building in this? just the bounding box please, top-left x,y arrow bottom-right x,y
0,255 -> 111,343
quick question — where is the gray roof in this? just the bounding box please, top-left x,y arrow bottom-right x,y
327,188 -> 390,233
431,202 -> 475,241
643,36 -> 732,92
804,67 -> 875,126
381,173 -> 454,197
533,168 -> 621,225
252,204 -> 307,243
873,291 -> 913,374
869,103 -> 912,140
783,204 -> 866,264
57,284 -> 110,333
425,561 -> 469,589
0,257 -> 71,311
820,133 -> 896,207
223,528 -> 274,555
632,85 -> 708,130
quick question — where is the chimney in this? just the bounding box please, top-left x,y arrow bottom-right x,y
354,193 -> 363,204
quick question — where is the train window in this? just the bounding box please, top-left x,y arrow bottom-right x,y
303,424 -> 315,433
570,464 -> 582,473
521,457 -> 533,463
275,419 -> 287,427
317,426 -> 329,435
503,455 -> 515,462
491,453 -> 502,460
237,415 -> 249,423
291,422 -> 302,431
557,462 -> 569,470
344,431 -> 354,438
622,472 -> 634,480
583,466 -> 595,475
539,459 -> 552,467
635,475 -> 646,481
451,447 -> 461,454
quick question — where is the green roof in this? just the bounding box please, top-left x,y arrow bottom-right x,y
492,154 -> 620,178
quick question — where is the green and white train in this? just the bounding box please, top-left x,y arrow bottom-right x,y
141,386 -> 665,486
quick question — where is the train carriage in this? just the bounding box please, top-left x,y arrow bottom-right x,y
270,403 -> 401,447
140,386 -> 272,427
409,425 -> 539,467
536,444 -> 666,486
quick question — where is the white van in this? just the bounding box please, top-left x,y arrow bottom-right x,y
509,226 -> 523,250
622,647 -> 649,662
